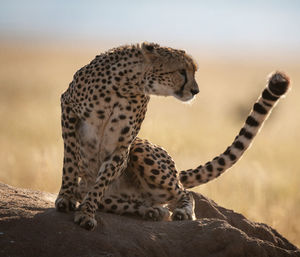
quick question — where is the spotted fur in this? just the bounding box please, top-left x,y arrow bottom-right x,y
55,42 -> 199,230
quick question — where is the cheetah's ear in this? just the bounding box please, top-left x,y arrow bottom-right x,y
141,42 -> 160,62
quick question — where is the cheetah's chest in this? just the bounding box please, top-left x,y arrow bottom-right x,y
76,95 -> 149,179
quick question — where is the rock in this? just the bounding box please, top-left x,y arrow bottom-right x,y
0,182 -> 299,257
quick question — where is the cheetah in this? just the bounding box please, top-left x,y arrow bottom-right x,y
73,72 -> 291,223
55,42 -> 199,230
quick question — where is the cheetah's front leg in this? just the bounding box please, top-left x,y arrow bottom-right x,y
55,102 -> 79,212
74,150 -> 129,230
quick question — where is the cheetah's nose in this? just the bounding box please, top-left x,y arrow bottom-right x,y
190,88 -> 199,96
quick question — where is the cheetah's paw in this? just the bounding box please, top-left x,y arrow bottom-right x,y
144,206 -> 170,221
74,210 -> 97,231
55,195 -> 77,213
171,207 -> 196,221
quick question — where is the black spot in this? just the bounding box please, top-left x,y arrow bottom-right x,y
262,89 -> 279,101
148,183 -> 156,189
68,132 -> 75,137
253,103 -> 267,114
151,169 -> 159,175
131,155 -> 138,162
69,117 -> 77,123
134,147 -> 143,153
239,128 -> 245,136
105,198 -> 112,204
223,147 -> 230,155
218,157 -> 225,166
244,131 -> 253,139
234,141 -> 244,150
119,114 -> 126,120
206,163 -> 213,172
139,165 -> 144,177
121,126 -> 130,134
113,155 -> 120,163
104,97 -> 111,103
229,154 -> 236,161
68,167 -> 73,173
181,175 -> 188,182
217,167 -> 223,172
111,205 -> 118,210
149,175 -> 156,181
246,116 -> 259,127
144,158 -> 154,165
196,174 -> 202,180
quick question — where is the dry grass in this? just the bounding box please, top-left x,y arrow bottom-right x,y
0,43 -> 299,246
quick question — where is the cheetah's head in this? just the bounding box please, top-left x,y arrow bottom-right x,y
140,42 -> 199,102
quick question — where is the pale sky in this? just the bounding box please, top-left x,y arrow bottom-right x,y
1,0 -> 299,56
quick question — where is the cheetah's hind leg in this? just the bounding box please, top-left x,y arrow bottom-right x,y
97,195 -> 171,221
171,191 -> 196,221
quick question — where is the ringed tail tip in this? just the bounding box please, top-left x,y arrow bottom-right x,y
268,71 -> 290,96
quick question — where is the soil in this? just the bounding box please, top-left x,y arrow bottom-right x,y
0,182 -> 299,257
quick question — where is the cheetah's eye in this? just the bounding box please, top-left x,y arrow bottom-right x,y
179,69 -> 186,76
145,45 -> 154,52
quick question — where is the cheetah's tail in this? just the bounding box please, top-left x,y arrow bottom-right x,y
180,71 -> 291,189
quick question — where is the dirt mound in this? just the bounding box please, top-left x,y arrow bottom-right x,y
0,182 -> 299,257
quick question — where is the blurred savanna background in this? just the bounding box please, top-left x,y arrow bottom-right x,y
0,0 -> 299,246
